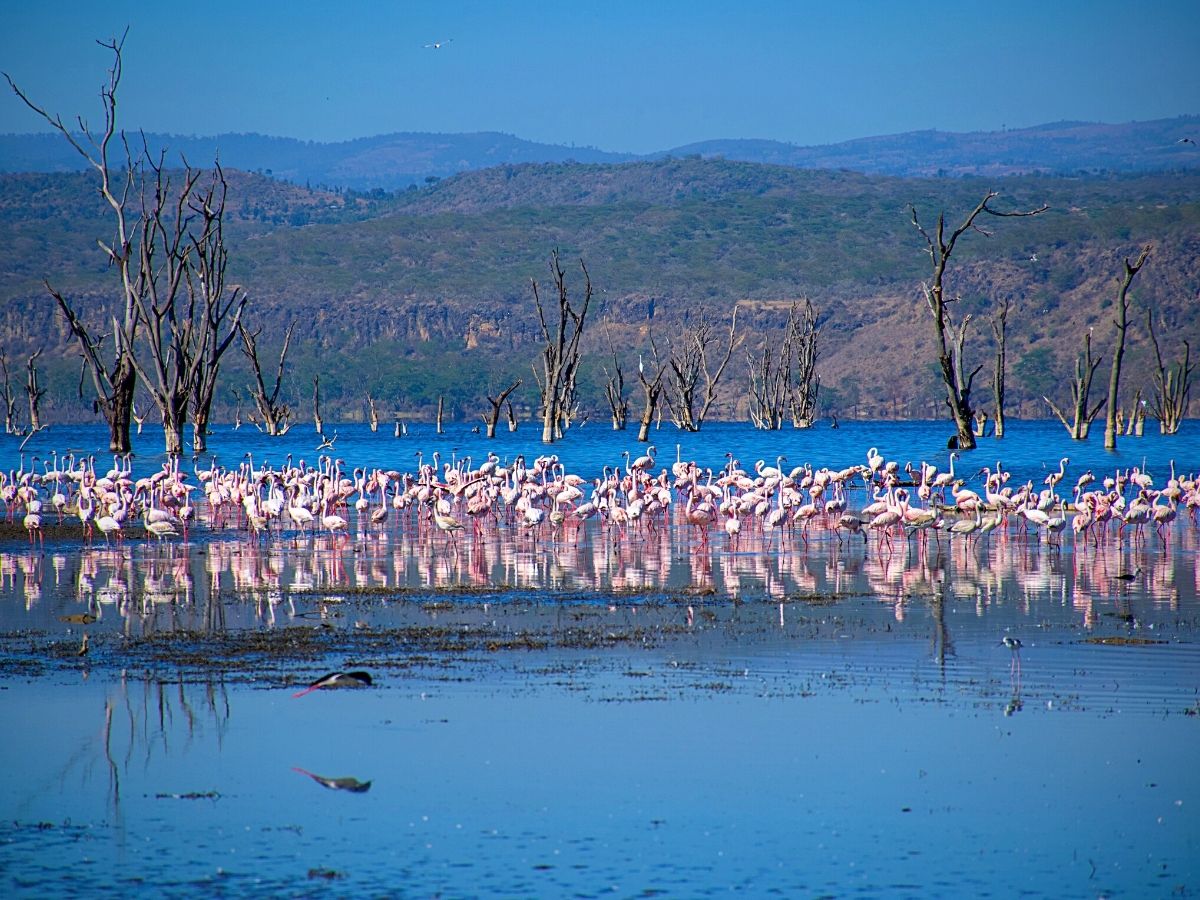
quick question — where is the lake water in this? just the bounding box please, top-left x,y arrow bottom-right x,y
11,417 -> 1200,487
1,419 -> 1198,897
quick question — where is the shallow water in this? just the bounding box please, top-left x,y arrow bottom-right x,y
2,420 -> 1199,896
11,417 -> 1200,489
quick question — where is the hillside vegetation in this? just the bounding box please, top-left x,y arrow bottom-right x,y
2,157 -> 1197,427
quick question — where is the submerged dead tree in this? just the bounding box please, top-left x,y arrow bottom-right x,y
312,376 -> 324,434
746,301 -> 818,430
25,349 -> 46,432
183,165 -> 249,453
239,320 -> 295,435
745,301 -> 817,430
989,297 -> 1011,438
1044,331 -> 1105,439
123,158 -> 247,455
531,250 -> 592,443
1146,310 -> 1193,434
0,353 -> 20,434
7,35 -> 140,451
788,299 -> 820,427
601,322 -> 629,430
636,338 -> 669,443
911,193 -> 1048,450
1103,245 -> 1152,450
664,306 -> 741,432
482,378 -> 522,438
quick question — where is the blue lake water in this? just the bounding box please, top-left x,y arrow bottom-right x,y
12,417 -> 1200,488
1,419 -> 1198,897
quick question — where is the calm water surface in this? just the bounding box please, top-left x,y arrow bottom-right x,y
2,420 -> 1198,897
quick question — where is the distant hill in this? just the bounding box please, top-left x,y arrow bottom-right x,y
662,117 -> 1200,176
3,157 -> 1197,426
1,116 -> 1197,190
0,131 -> 634,191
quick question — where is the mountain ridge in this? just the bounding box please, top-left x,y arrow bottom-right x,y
2,115 -> 1197,190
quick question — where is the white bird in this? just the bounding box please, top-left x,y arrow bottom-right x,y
424,39 -> 452,49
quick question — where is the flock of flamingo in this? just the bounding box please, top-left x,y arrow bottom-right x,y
4,446 -> 1198,554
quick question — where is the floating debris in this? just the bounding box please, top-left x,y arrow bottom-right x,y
154,791 -> 221,800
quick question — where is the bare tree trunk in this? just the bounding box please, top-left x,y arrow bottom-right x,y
603,365 -> 629,430
313,376 -> 324,434
483,379 -> 521,438
107,363 -> 137,453
788,299 -> 820,428
1103,245 -> 1152,450
436,396 -> 445,434
989,297 -> 1010,438
973,410 -> 989,437
531,250 -> 592,443
635,342 -> 668,443
8,37 -> 141,453
1043,331 -> 1106,439
0,353 -> 20,434
1146,308 -> 1193,435
366,394 -> 380,432
911,193 -> 1047,450
1122,388 -> 1143,436
747,306 -> 792,430
665,306 -> 741,431
185,166 -> 249,454
24,349 -> 46,432
601,321 -> 629,430
240,321 -> 295,435
506,400 -> 518,432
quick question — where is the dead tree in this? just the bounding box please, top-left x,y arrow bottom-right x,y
989,297 -> 1011,438
788,299 -> 820,428
531,250 -> 592,443
1120,389 -> 1146,436
230,388 -> 243,429
7,35 -> 140,451
121,156 -> 246,455
312,376 -> 324,434
239,320 -> 295,435
1103,245 -> 1152,450
184,166 -> 249,453
911,193 -> 1048,450
664,306 -> 741,431
366,394 -> 380,432
482,379 -> 522,438
25,349 -> 46,432
436,396 -> 445,434
601,322 -> 629,430
747,339 -> 790,429
506,400 -> 518,432
1146,310 -> 1193,434
0,353 -> 20,434
636,340 -> 669,443
1044,331 -> 1105,439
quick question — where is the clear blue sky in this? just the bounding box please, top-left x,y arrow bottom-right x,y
3,0 -> 1198,154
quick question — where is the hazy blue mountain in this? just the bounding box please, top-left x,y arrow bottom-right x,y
1,116 -> 1197,189
661,117 -> 1200,176
0,130 -> 634,190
